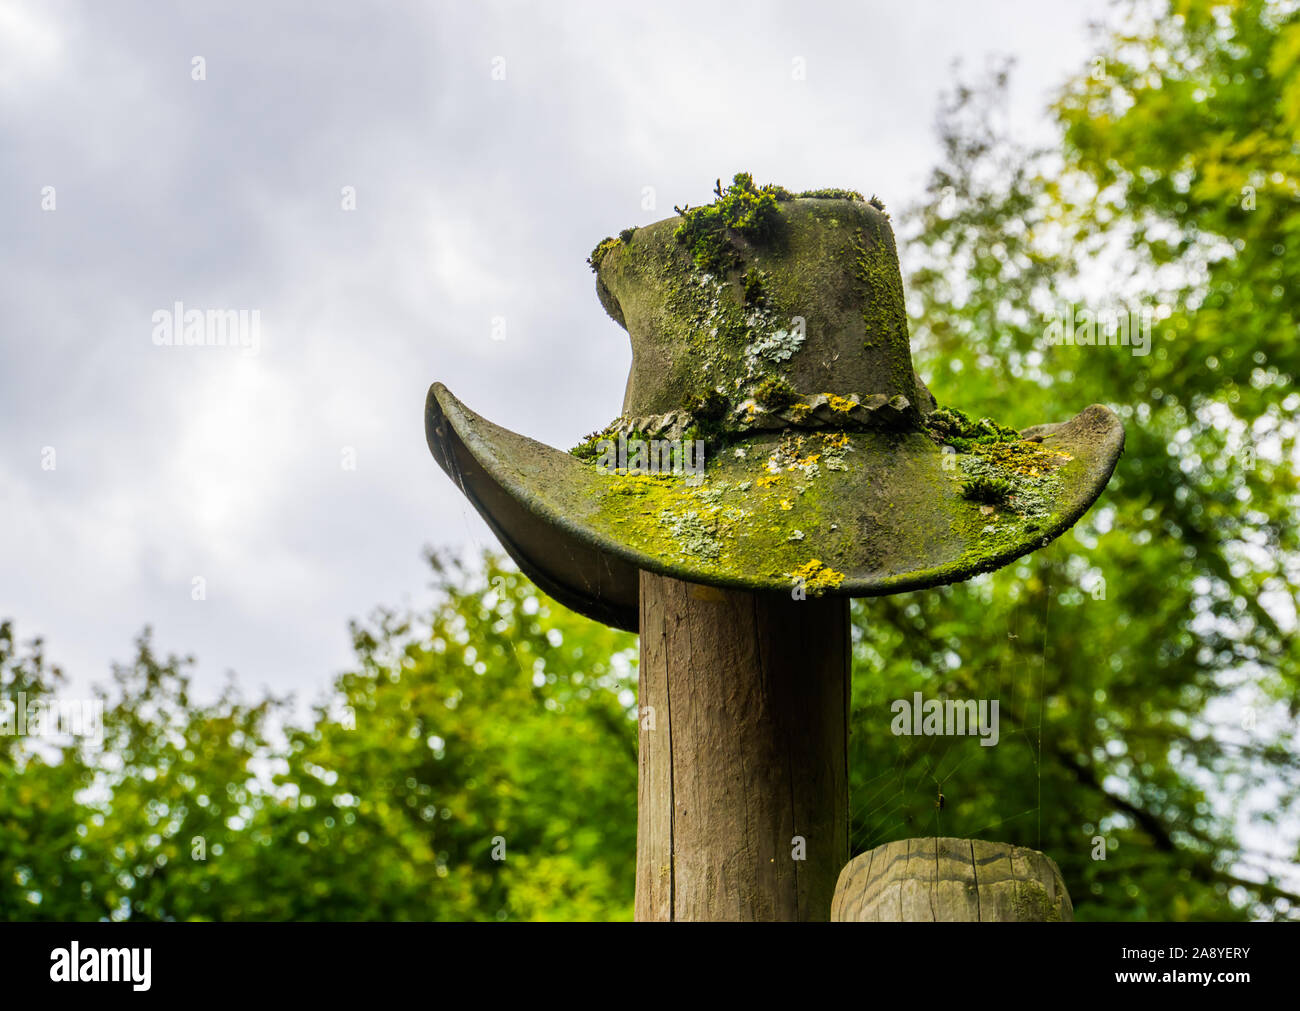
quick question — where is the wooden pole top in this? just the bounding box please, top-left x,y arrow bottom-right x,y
832,836 -> 1074,922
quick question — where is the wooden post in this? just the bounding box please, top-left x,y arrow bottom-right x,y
636,570 -> 850,921
831,837 -> 1074,921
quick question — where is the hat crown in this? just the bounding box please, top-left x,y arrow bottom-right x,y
592,181 -> 930,433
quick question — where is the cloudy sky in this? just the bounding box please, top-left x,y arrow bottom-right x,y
0,0 -> 1113,706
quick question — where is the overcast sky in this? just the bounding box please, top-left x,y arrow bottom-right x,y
0,0 -> 1114,706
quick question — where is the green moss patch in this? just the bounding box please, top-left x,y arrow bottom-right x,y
587,235 -> 622,273
673,172 -> 785,274
753,376 -> 799,409
854,224 -> 907,343
924,406 -> 1019,451
960,474 -> 1012,505
797,187 -> 865,202
742,267 -> 767,306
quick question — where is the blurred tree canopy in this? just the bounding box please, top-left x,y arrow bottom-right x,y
0,558 -> 640,922
2,0 -> 1298,920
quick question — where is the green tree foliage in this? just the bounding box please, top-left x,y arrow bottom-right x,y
3,0 -> 1298,921
861,0 -> 1299,919
0,559 -> 639,921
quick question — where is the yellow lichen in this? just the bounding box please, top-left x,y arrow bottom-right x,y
972,440 -> 1072,476
790,559 -> 847,593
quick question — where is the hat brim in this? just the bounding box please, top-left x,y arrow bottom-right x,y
426,383 -> 1123,633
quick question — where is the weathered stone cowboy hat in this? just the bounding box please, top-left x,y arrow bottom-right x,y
426,174 -> 1123,632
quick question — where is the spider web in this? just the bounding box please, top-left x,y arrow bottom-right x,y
847,557 -> 1055,855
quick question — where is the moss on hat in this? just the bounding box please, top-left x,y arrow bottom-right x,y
427,175 -> 1123,631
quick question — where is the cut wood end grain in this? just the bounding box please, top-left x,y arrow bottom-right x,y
832,836 -> 1074,922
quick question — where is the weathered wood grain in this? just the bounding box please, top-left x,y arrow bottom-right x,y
636,571 -> 850,921
832,836 -> 1074,921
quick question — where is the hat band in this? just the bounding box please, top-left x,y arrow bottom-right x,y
602,391 -> 915,444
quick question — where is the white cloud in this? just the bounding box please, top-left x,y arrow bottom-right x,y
0,0 -> 66,91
